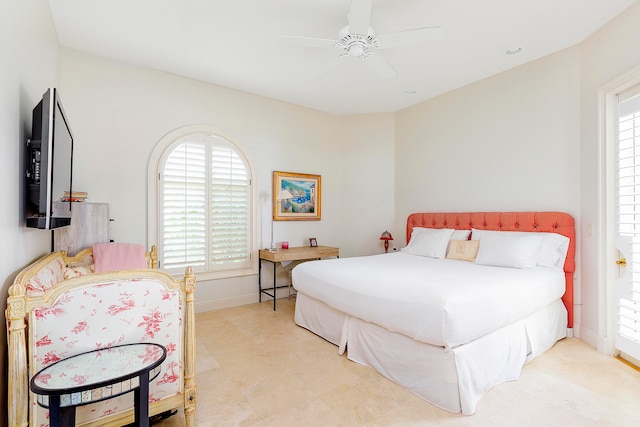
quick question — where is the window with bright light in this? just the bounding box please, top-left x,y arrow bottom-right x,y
157,132 -> 252,276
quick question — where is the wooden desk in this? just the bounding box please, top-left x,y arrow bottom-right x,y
258,245 -> 339,310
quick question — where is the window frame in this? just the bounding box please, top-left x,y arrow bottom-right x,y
148,125 -> 257,280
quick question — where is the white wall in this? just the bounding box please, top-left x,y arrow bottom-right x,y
336,113 -> 396,254
394,47 -> 582,312
59,49 -> 395,311
579,3 -> 640,348
0,1 -> 61,424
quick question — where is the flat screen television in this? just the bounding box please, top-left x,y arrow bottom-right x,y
26,88 -> 74,229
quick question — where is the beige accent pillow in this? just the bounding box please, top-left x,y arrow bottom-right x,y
63,265 -> 94,279
446,239 -> 480,262
68,253 -> 94,268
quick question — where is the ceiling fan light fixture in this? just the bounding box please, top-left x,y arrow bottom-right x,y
349,43 -> 365,57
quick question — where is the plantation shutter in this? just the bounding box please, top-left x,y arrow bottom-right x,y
616,84 -> 640,358
210,143 -> 250,266
161,134 -> 250,272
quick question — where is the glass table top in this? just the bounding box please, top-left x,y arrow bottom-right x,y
31,343 -> 166,408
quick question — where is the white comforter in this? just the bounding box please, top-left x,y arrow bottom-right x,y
292,252 -> 565,349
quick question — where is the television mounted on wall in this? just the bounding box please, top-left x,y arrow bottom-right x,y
26,88 -> 74,229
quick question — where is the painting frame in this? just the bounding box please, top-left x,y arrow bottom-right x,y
273,171 -> 321,221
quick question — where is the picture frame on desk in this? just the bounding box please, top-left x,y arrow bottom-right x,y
309,237 -> 318,247
273,171 -> 321,221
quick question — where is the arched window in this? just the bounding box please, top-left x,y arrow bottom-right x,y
150,128 -> 253,278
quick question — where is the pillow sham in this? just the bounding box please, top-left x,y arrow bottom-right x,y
471,229 -> 569,269
405,227 -> 455,259
63,265 -> 94,279
451,229 -> 471,241
474,233 -> 543,269
445,239 -> 480,262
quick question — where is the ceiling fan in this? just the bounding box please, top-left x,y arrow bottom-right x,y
280,0 -> 442,79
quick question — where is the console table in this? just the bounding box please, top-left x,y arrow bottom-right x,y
30,343 -> 166,427
259,245 -> 339,310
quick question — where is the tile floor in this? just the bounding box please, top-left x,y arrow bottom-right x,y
157,298 -> 640,426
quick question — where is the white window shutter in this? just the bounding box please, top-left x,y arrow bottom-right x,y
210,144 -> 250,266
160,135 -> 250,273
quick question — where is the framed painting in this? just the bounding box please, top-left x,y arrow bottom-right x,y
273,171 -> 321,221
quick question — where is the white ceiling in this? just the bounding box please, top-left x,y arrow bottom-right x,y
49,0 -> 636,116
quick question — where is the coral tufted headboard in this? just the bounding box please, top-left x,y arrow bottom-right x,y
406,212 -> 576,328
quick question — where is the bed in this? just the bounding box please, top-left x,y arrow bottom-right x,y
293,211 -> 575,415
6,244 -> 197,427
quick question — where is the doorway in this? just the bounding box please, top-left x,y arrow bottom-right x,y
604,71 -> 640,364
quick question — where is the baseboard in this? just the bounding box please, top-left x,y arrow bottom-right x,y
195,294 -> 257,312
194,288 -> 294,313
579,325 -> 599,349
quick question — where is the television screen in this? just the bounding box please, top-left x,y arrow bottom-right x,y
26,88 -> 74,229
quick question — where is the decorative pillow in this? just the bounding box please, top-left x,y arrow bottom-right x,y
63,265 -> 94,279
474,233 -> 543,269
25,257 -> 66,297
405,227 -> 455,259
472,229 -> 569,269
446,239 -> 480,262
68,253 -> 94,268
93,243 -> 147,273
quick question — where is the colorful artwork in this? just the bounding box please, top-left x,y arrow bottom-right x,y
273,171 -> 321,220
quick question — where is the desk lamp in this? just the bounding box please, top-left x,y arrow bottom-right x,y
270,189 -> 293,250
380,230 -> 393,253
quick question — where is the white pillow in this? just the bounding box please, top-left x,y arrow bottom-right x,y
474,233 -> 543,269
405,227 -> 455,259
472,229 -> 569,270
451,229 -> 471,241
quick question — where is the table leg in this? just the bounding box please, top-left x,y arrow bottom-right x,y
49,395 -> 61,427
48,395 -> 75,427
272,260 -> 277,311
258,258 -> 262,302
135,371 -> 150,427
60,407 -> 76,427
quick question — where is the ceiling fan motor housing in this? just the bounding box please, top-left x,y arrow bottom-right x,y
336,26 -> 379,58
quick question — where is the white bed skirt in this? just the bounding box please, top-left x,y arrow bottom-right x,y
294,293 -> 567,415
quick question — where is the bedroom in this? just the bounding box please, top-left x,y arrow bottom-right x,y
1,0 -> 640,425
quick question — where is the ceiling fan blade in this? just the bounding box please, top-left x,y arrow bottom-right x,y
279,35 -> 337,49
376,26 -> 442,49
314,55 -> 351,81
363,52 -> 396,79
348,0 -> 372,35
